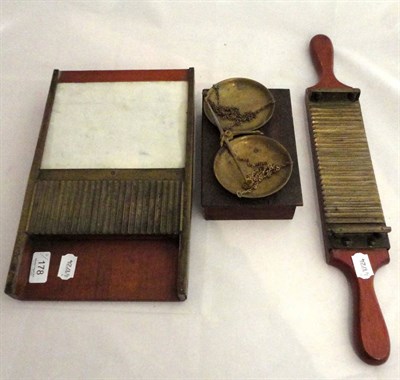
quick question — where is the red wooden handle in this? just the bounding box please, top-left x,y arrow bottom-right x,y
330,249 -> 390,364
309,34 -> 351,90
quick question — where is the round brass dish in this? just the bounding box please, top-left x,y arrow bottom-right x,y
213,135 -> 292,198
204,78 -> 275,133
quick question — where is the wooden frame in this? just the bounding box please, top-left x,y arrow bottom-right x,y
5,68 -> 195,301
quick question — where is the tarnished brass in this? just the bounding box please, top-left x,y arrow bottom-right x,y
306,91 -> 391,249
206,98 -> 252,186
204,80 -> 292,199
27,176 -> 182,236
213,135 -> 293,198
204,78 -> 275,133
307,99 -> 386,228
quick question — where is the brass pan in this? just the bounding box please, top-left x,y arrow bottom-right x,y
214,135 -> 292,198
204,78 -> 275,133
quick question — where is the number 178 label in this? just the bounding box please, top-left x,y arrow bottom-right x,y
29,252 -> 51,283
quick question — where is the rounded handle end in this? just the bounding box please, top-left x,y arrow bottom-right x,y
330,249 -> 390,365
309,34 -> 351,89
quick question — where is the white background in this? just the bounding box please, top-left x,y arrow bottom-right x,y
1,1 -> 399,379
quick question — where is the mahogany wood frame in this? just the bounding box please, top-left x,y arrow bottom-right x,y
5,68 -> 195,301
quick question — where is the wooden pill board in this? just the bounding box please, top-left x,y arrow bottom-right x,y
5,68 -> 195,301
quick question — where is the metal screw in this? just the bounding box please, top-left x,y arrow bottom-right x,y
311,92 -> 322,102
341,236 -> 352,247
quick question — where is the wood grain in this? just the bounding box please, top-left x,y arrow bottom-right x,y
59,69 -> 188,83
309,34 -> 351,90
330,249 -> 390,364
15,237 -> 180,301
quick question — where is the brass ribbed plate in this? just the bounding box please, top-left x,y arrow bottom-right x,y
309,100 -> 385,227
27,179 -> 182,235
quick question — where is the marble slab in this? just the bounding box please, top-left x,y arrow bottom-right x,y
41,81 -> 188,169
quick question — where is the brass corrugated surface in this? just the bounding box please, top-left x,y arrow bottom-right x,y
309,101 -> 385,226
27,179 -> 182,235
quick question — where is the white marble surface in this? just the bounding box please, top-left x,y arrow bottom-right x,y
41,81 -> 188,169
1,2 -> 399,380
